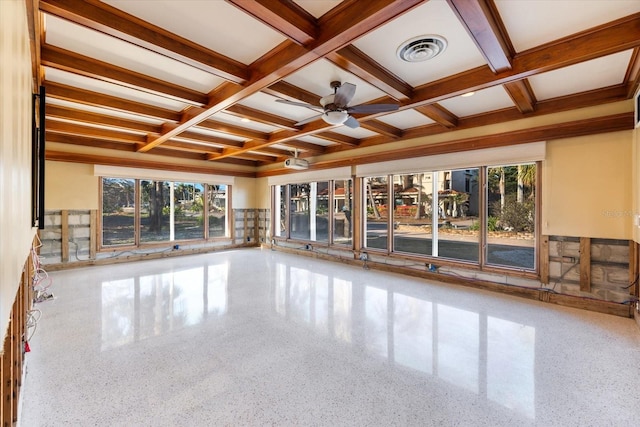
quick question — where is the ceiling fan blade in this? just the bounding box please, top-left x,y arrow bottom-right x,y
333,82 -> 356,108
343,115 -> 360,129
275,99 -> 323,112
295,113 -> 323,126
347,103 -> 399,114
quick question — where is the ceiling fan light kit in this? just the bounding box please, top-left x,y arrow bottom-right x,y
276,81 -> 399,129
323,110 -> 349,125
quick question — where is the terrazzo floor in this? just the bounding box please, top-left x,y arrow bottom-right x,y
20,248 -> 640,426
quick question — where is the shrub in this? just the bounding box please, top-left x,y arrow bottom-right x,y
492,196 -> 534,232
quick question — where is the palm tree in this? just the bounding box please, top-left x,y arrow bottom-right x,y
414,173 -> 424,220
517,164 -> 536,202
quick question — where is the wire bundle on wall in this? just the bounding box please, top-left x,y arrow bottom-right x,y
32,233 -> 54,303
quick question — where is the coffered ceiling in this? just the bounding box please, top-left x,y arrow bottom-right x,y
30,0 -> 640,177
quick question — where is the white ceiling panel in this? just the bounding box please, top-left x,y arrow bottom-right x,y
298,136 -> 339,147
353,0 -> 487,87
238,91 -> 319,124
439,86 -> 515,118
47,117 -> 145,136
283,59 -> 388,106
528,50 -> 634,101
44,15 -> 223,93
35,0 -> 640,171
45,67 -> 190,111
495,0 -> 640,52
376,110 -> 436,129
46,98 -> 166,124
210,112 -> 280,133
185,127 -> 246,142
293,0 -> 343,18
103,0 -> 286,64
328,125 -> 378,139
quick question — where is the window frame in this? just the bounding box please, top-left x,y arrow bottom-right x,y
99,177 -> 231,251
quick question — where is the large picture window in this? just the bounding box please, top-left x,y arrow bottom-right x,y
364,176 -> 389,250
272,160 -> 537,272
275,179 -> 352,245
391,169 -> 480,262
100,177 -> 229,248
102,178 -> 136,246
485,164 -> 536,269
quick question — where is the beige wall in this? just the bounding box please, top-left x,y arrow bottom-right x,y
633,123 -> 639,244
233,177 -> 257,209
234,176 -> 279,210
0,0 -> 35,340
45,161 -> 99,210
254,177 -> 271,209
543,130 -> 633,239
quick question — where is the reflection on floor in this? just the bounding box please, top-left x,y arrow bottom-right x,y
21,248 -> 640,426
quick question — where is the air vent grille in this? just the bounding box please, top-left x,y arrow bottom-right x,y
397,35 -> 447,63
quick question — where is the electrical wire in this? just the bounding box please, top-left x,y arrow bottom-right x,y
26,309 -> 41,341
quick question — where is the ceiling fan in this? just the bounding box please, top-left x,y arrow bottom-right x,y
275,81 -> 399,129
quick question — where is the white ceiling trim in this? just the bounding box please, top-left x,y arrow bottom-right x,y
267,167 -> 352,186
355,142 -> 546,177
94,165 -> 234,185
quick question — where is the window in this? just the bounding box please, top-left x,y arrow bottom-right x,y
272,160 -> 537,272
486,164 -> 536,269
207,184 -> 227,238
102,178 -> 135,246
390,169 -> 479,262
140,180 -> 171,243
100,177 -> 229,248
364,176 -> 389,250
333,179 -> 353,246
359,163 -> 535,271
273,179 -> 352,245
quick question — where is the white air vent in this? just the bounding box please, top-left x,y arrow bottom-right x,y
397,35 -> 447,63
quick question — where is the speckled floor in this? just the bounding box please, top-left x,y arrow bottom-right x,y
20,248 -> 640,426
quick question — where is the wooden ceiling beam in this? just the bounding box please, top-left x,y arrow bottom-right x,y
315,132 -> 360,146
406,13 -> 640,108
46,150 -> 257,176
279,140 -> 327,154
197,119 -> 270,141
39,0 -> 248,83
138,0 -> 424,154
225,105 -> 299,130
170,139 -> 274,162
359,120 -> 404,138
503,79 -> 537,113
25,0 -> 43,88
624,47 -> 640,98
324,84 -> 630,155
41,44 -> 208,105
178,131 -> 244,149
326,45 -> 413,101
415,104 -> 459,128
226,0 -> 318,46
264,80 -> 321,106
292,113 -> 633,174
46,131 -> 136,152
46,120 -> 148,143
46,105 -> 162,134
447,0 -> 513,73
45,81 -> 181,121
240,12 -> 640,157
